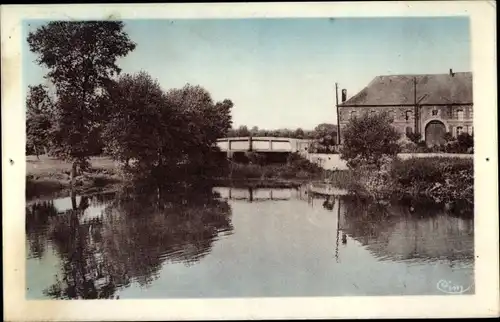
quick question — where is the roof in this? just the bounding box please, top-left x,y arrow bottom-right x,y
340,72 -> 472,106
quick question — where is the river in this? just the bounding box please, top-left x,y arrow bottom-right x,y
26,183 -> 474,299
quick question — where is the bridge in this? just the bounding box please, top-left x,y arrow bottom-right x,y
216,136 -> 311,157
213,187 -> 295,202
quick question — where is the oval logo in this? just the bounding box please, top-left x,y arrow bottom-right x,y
436,279 -> 473,294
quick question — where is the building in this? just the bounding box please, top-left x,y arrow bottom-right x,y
338,69 -> 473,146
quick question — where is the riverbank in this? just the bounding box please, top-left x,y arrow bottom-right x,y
26,155 -> 348,200
26,154 -> 473,206
351,156 -> 474,206
26,156 -> 123,200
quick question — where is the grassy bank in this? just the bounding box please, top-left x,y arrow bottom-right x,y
221,155 -> 356,190
352,156 -> 474,205
27,154 -> 470,206
26,154 -> 354,199
391,157 -> 473,203
26,156 -> 122,200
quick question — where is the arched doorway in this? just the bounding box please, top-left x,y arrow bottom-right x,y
425,120 -> 446,147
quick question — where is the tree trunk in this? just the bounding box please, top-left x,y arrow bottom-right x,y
71,189 -> 77,210
71,161 -> 78,187
34,146 -> 40,160
124,157 -> 131,170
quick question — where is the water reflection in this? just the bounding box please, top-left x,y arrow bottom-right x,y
26,183 -> 474,298
26,185 -> 233,299
334,197 -> 474,265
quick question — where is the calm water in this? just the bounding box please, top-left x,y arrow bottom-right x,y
26,183 -> 474,299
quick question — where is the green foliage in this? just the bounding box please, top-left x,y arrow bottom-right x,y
449,133 -> 474,153
27,21 -> 136,175
345,156 -> 473,204
246,152 -> 267,165
405,132 -> 421,144
102,75 -> 233,181
164,84 -> 233,176
226,126 -> 314,139
227,153 -> 326,180
102,71 -> 176,170
390,157 -> 473,203
233,125 -> 250,137
26,85 -> 55,157
402,132 -> 474,154
294,128 -> 305,139
312,123 -> 337,152
340,112 -> 401,169
443,132 -> 454,143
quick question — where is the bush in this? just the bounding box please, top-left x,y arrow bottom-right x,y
355,155 -> 396,200
246,152 -> 267,165
340,112 -> 401,169
227,153 -> 326,180
442,133 -> 474,154
406,132 -> 422,144
389,157 -> 473,203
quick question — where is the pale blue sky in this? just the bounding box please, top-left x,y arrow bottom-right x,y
23,17 -> 470,130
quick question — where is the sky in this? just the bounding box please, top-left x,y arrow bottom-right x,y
23,17 -> 471,130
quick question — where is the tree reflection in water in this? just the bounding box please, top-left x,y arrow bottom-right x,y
26,200 -> 59,259
322,195 -> 474,265
26,183 -> 233,299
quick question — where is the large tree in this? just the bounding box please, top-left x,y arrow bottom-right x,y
27,21 -> 136,185
102,71 -> 183,172
164,84 -> 233,176
26,85 -> 55,158
104,78 -> 233,180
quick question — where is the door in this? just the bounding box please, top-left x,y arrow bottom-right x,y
425,121 -> 446,147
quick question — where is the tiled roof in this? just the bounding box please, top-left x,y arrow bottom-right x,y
340,72 -> 472,106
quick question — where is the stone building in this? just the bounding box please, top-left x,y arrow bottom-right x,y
338,70 -> 473,146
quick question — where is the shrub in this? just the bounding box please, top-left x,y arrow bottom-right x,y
398,135 -> 418,153
355,155 -> 396,200
389,157 -> 473,203
406,132 -> 422,144
227,153 -> 326,180
246,152 -> 267,165
441,133 -> 474,154
340,112 -> 401,169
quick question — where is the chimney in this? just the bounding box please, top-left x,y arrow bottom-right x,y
449,68 -> 454,77
341,89 -> 347,103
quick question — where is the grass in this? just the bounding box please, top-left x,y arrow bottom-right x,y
26,155 -> 117,176
26,155 -> 122,200
390,156 -> 473,203
350,156 -> 474,205
26,153 -> 360,200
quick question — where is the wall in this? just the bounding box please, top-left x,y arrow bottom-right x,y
307,153 -> 349,170
419,105 -> 473,139
339,106 -> 416,142
307,153 -> 473,171
338,104 -> 473,142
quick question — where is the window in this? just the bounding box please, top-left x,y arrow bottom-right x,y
456,126 -> 463,136
350,111 -> 357,119
405,127 -> 413,135
469,107 -> 473,119
467,126 -> 473,135
432,109 -> 439,116
457,109 -> 464,120
389,110 -> 395,120
405,110 -> 413,122
447,106 -> 453,118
